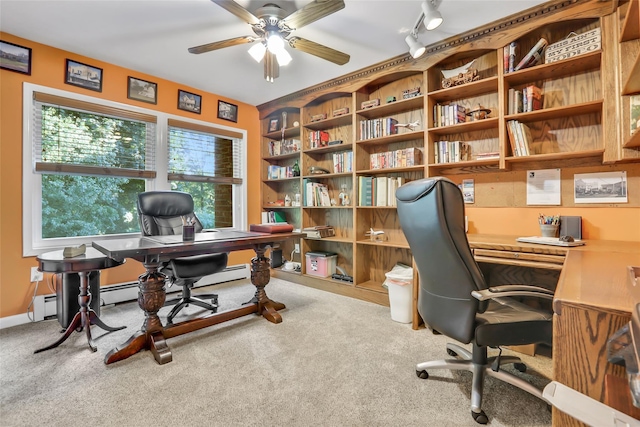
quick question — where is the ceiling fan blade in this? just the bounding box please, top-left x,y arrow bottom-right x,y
288,36 -> 350,65
188,36 -> 255,54
210,0 -> 261,25
283,0 -> 345,30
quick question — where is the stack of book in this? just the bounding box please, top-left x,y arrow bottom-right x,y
308,130 -> 330,149
433,103 -> 466,127
333,151 -> 353,173
369,147 -> 422,170
358,176 -> 404,207
506,120 -> 533,156
261,211 -> 286,224
433,140 -> 470,164
359,117 -> 398,140
303,180 -> 331,207
508,85 -> 542,114
302,225 -> 335,239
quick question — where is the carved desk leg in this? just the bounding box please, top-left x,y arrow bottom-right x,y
251,245 -> 285,324
105,260 -> 171,364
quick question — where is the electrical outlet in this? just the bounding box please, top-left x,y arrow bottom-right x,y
294,243 -> 300,253
30,266 -> 43,282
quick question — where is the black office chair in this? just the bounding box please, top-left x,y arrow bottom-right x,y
395,177 -> 554,424
137,191 -> 228,324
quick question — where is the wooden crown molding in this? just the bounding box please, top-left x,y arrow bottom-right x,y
258,0 -> 611,116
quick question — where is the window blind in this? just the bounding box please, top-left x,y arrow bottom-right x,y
33,92 -> 157,178
167,119 -> 243,185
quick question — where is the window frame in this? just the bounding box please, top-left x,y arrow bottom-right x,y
22,83 -> 248,256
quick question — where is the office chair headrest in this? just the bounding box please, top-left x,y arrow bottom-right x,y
137,191 -> 194,217
396,177 -> 455,203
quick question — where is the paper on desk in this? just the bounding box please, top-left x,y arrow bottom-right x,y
526,169 -> 560,205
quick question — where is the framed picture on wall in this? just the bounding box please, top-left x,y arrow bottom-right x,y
0,40 -> 31,75
178,89 -> 201,114
65,59 -> 103,92
218,100 -> 238,122
127,76 -> 157,104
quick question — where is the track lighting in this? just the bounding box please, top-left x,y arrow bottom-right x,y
405,33 -> 426,59
421,0 -> 443,31
404,0 -> 443,58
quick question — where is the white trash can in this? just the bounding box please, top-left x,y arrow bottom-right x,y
384,264 -> 413,324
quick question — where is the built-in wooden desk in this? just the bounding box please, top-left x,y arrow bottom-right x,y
411,234 -> 640,426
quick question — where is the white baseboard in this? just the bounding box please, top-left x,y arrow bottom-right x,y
1,264 -> 249,330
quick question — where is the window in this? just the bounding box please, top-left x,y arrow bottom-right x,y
167,119 -> 243,229
23,84 -> 247,255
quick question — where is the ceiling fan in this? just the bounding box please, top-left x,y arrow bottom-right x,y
188,0 -> 350,82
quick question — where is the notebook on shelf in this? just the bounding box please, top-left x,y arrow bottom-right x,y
516,236 -> 585,247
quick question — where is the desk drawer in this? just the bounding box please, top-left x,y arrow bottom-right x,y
474,249 -> 565,269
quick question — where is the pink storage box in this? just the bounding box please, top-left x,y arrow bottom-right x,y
305,251 -> 337,277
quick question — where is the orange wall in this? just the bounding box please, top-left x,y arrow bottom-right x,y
0,33 -> 261,318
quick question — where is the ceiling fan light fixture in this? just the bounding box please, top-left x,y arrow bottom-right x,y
248,42 -> 266,62
421,0 -> 443,31
276,48 -> 292,66
266,32 -> 285,54
405,33 -> 425,59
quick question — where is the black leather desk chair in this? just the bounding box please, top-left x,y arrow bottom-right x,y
137,191 -> 228,324
396,177 -> 554,424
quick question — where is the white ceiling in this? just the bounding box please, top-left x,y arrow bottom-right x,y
0,0 -> 547,106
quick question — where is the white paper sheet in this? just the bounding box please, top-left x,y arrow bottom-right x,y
526,169 -> 561,205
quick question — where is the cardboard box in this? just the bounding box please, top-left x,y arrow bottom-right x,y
305,251 -> 337,277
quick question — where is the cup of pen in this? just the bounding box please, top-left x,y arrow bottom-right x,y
182,217 -> 195,242
539,214 -> 559,238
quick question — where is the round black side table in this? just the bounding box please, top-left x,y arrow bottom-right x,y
34,247 -> 126,353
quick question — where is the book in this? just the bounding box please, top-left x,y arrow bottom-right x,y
249,223 -> 294,233
506,120 -> 520,156
514,38 -> 548,71
508,41 -> 518,73
302,225 -> 335,238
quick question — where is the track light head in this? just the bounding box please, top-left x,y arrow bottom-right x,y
421,0 -> 443,31
405,33 -> 426,59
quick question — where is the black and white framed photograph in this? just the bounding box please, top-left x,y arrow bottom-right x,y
65,59 -> 102,92
574,171 -> 628,204
0,40 -> 31,75
127,76 -> 157,104
218,100 -> 238,122
178,89 -> 201,114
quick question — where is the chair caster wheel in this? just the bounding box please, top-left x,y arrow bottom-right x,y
416,370 -> 429,379
514,362 -> 527,373
211,305 -> 218,313
471,410 -> 488,424
212,295 -> 219,305
447,348 -> 458,357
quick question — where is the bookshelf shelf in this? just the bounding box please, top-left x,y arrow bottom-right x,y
355,95 -> 424,119
303,143 -> 353,155
356,130 -> 424,146
356,165 -> 424,175
263,126 -> 300,140
504,100 -> 603,123
623,129 -> 640,149
428,76 -> 499,102
503,51 -> 602,86
428,117 -> 499,136
355,280 -> 387,294
304,114 -> 352,130
263,152 -> 301,161
505,148 -> 604,163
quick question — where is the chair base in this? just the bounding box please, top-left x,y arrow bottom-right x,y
416,343 -> 545,424
165,284 -> 218,324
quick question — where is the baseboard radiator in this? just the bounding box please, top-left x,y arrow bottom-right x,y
42,264 -> 250,319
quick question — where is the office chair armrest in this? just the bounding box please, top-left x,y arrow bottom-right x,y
471,285 -> 554,301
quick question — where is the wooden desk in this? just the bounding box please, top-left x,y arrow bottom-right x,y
553,249 -> 640,427
93,231 -> 302,365
411,234 -> 640,425
34,247 -> 126,354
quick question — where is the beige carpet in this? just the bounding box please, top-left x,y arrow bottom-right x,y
0,278 -> 552,426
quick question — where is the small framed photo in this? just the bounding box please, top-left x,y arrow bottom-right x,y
65,59 -> 103,92
127,76 -> 157,104
0,40 -> 31,75
218,100 -> 238,123
178,89 -> 201,114
268,118 -> 280,132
